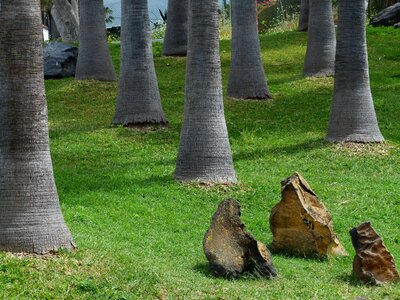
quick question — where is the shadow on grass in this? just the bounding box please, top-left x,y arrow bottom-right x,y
220,60 -> 304,88
267,74 -> 304,87
268,249 -> 330,263
115,124 -> 179,141
192,263 -> 213,278
223,87 -> 334,139
259,31 -> 307,50
336,273 -> 366,287
233,138 -> 328,162
192,263 -> 279,281
56,171 -> 177,206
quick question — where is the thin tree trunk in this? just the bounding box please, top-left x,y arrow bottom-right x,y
303,0 -> 335,77
0,0 -> 75,254
163,0 -> 188,56
327,0 -> 384,142
113,0 -> 167,126
50,12 -> 61,40
51,0 -> 79,42
228,0 -> 271,99
75,0 -> 116,81
175,0 -> 237,183
298,0 -> 309,31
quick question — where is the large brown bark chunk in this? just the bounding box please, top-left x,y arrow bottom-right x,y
203,199 -> 277,278
269,173 -> 347,258
350,222 -> 399,284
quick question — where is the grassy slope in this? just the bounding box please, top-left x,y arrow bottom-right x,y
1,27 -> 400,299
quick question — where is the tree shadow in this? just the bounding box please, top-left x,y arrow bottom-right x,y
114,122 -> 181,147
267,74 -> 304,87
56,171 -> 176,207
233,138 -> 328,162
260,31 -> 307,51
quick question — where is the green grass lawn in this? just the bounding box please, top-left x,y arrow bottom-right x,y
1,27 -> 400,299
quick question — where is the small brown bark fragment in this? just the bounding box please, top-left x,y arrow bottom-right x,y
203,199 -> 277,278
269,172 -> 347,258
350,222 -> 399,284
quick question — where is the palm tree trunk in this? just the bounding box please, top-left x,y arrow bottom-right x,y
228,0 -> 271,100
303,0 -> 335,77
0,0 -> 75,254
75,0 -> 116,81
163,0 -> 188,56
174,0 -> 237,183
51,0 -> 80,42
113,0 -> 167,126
298,0 -> 309,32
327,0 -> 384,142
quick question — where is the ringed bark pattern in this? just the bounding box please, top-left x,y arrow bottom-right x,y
163,0 -> 188,56
0,0 -> 75,254
75,0 -> 116,81
113,0 -> 167,126
227,0 -> 271,99
303,0 -> 335,77
327,0 -> 384,142
175,0 -> 237,183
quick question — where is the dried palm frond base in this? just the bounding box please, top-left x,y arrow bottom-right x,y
333,141 -> 394,156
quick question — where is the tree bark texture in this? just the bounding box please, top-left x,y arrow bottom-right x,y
298,0 -> 309,32
50,13 -> 62,40
75,0 -> 116,81
174,0 -> 237,183
113,0 -> 167,126
303,0 -> 335,77
163,0 -> 188,56
327,0 -> 384,142
0,0 -> 75,254
227,0 -> 271,100
71,0 -> 79,16
51,0 -> 79,42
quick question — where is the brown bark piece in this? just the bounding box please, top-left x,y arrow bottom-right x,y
350,222 -> 399,284
203,199 -> 277,278
269,172 -> 347,258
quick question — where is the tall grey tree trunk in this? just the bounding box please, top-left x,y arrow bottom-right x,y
303,0 -> 335,77
75,0 -> 116,81
327,0 -> 384,142
113,0 -> 167,126
298,0 -> 309,32
51,0 -> 80,42
227,0 -> 271,100
163,0 -> 188,56
0,0 -> 75,254
174,0 -> 237,183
